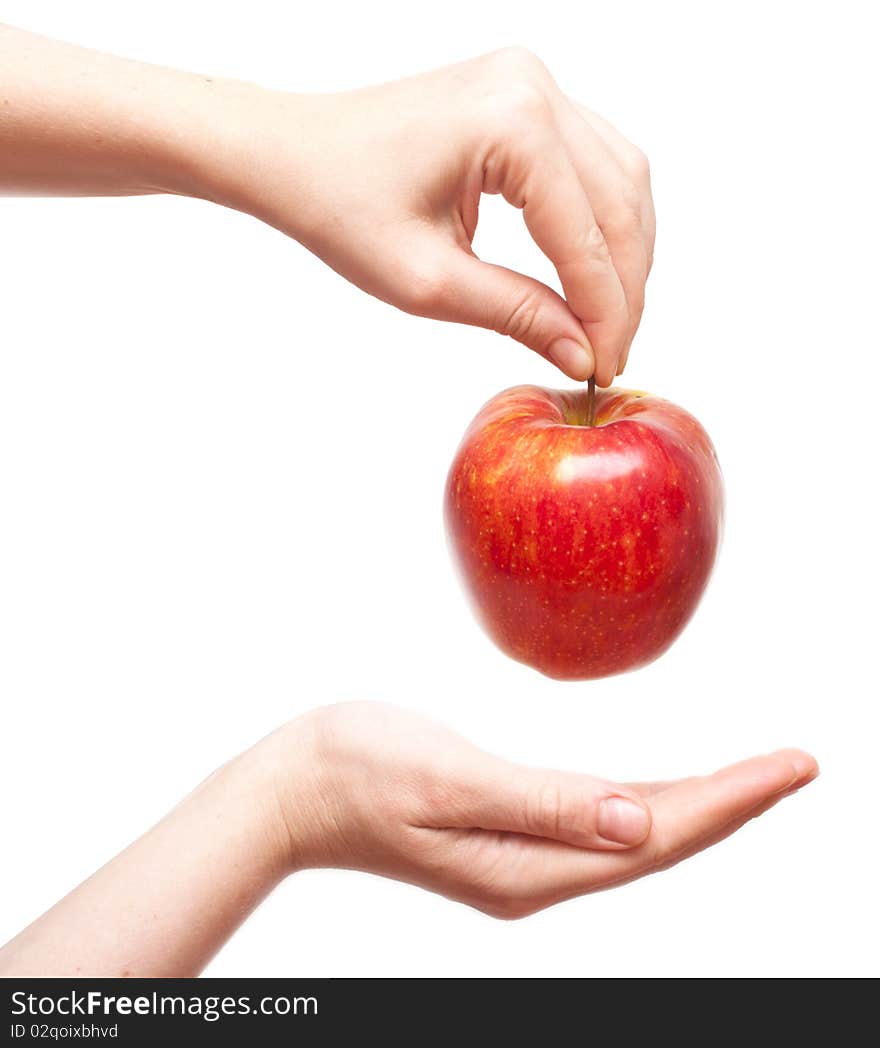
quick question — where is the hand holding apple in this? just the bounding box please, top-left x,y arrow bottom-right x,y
445,384 -> 724,679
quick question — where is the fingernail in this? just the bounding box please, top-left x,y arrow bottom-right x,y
789,757 -> 820,787
771,749 -> 819,785
549,338 -> 592,380
794,753 -> 819,780
598,797 -> 650,845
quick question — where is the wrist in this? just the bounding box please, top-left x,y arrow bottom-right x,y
245,711 -> 336,874
137,74 -> 265,202
184,736 -> 295,891
173,79 -> 326,242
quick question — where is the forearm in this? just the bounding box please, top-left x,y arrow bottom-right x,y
0,736 -> 299,978
0,23 -> 254,200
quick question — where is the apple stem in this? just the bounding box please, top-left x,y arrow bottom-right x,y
586,375 -> 596,427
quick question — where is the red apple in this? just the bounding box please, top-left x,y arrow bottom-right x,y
444,384 -> 724,680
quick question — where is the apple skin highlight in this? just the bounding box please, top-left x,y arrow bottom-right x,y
444,385 -> 724,680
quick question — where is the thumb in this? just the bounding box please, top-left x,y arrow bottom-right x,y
447,756 -> 652,850
431,250 -> 595,381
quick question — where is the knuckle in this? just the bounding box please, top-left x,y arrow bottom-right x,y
584,222 -> 612,261
497,288 -> 545,344
643,836 -> 677,876
487,81 -> 553,138
626,146 -> 651,184
525,780 -> 573,838
606,211 -> 643,247
487,46 -> 550,83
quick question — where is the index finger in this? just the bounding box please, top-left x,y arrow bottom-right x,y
505,135 -> 629,386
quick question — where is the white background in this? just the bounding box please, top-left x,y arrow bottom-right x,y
1,1 -> 877,977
